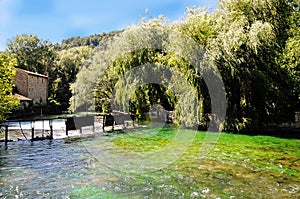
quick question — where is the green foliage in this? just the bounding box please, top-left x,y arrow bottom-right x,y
176,7 -> 217,47
49,46 -> 92,112
7,34 -> 55,74
200,0 -> 298,132
72,0 -> 299,133
280,3 -> 300,110
0,52 -> 20,120
79,21 -> 204,127
47,31 -> 122,113
1,0 -> 297,131
56,30 -> 123,50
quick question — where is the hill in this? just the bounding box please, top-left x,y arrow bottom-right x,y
55,30 -> 123,50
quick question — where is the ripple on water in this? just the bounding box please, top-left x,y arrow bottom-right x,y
0,139 -> 93,198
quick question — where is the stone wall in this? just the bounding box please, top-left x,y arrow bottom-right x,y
14,68 -> 48,105
14,68 -> 28,97
27,74 -> 48,104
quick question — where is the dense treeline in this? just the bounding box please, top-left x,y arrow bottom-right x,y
74,0 -> 300,133
7,34 -> 56,75
0,30 -> 119,117
49,31 -> 121,112
48,46 -> 93,112
55,30 -> 123,50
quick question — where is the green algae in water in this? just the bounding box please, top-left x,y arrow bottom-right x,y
70,185 -> 130,199
82,128 -> 300,198
1,127 -> 299,198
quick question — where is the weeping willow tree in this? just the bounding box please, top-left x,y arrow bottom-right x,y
209,0 -> 297,132
72,0 -> 298,132
175,0 -> 297,132
72,17 -> 217,128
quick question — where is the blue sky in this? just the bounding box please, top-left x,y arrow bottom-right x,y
0,0 -> 218,50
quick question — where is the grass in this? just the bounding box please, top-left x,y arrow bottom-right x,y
79,125 -> 300,198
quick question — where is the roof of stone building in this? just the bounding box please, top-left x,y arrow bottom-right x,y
14,93 -> 32,101
16,68 -> 48,79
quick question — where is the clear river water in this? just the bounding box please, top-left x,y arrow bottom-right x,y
0,139 -> 102,198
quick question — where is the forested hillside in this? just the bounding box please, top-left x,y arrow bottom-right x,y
55,30 -> 123,50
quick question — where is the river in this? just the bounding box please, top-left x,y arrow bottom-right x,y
0,139 -> 97,198
2,127 -> 298,198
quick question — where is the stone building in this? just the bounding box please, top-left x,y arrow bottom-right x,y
14,68 -> 48,105
14,93 -> 32,109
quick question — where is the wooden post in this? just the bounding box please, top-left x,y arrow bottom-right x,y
42,120 -> 45,138
4,125 -> 8,145
50,124 -> 53,139
31,127 -> 34,140
48,119 -> 53,139
31,121 -> 35,141
102,115 -> 105,131
93,116 -> 95,132
65,119 -> 68,136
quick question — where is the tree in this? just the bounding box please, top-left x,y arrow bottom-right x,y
78,19 -> 205,127
198,0 -> 297,132
49,46 -> 92,112
7,34 -> 55,74
280,1 -> 300,112
0,52 -> 19,121
73,0 -> 300,133
56,30 -> 123,50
